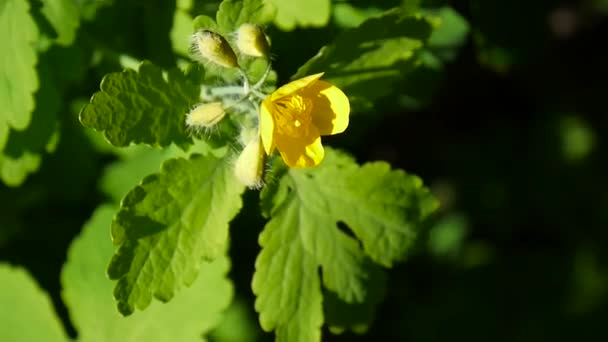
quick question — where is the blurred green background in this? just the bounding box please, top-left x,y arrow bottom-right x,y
2,0 -> 608,340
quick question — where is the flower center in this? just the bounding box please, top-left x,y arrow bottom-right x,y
273,95 -> 313,137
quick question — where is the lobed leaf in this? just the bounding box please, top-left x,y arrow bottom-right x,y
62,205 -> 233,341
0,0 -> 39,131
107,150 -> 244,315
294,9 -> 434,111
254,149 -> 438,341
79,62 -> 200,150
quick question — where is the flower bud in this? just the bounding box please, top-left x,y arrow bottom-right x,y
236,23 -> 270,58
186,102 -> 226,129
234,134 -> 266,189
191,30 -> 239,68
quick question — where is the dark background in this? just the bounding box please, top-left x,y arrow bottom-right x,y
2,0 -> 607,341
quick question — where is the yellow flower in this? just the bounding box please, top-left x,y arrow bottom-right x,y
259,73 -> 350,168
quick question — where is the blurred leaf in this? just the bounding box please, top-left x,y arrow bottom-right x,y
332,3 -> 382,29
41,0 -> 80,45
0,59 -> 60,186
470,0 -> 553,71
62,205 -> 233,341
426,6 -> 470,63
210,298 -> 262,342
0,0 -> 39,132
254,149 -> 438,341
0,152 -> 41,187
559,115 -> 594,163
0,265 -> 67,342
428,213 -> 469,257
79,62 -> 200,150
294,9 -> 433,111
270,0 -> 330,30
171,7 -> 194,56
107,150 -> 244,315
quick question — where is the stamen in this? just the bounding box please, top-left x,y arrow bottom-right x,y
273,95 -> 313,137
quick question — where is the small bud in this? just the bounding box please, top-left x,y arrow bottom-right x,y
236,23 -> 270,58
186,102 -> 226,129
191,30 -> 239,68
234,134 -> 266,189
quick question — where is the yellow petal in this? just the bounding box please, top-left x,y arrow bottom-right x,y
270,72 -> 325,101
259,99 -> 275,154
274,127 -> 324,168
300,80 -> 350,136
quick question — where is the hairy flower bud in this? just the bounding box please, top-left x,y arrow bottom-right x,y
236,23 -> 270,58
234,134 -> 266,189
186,102 -> 226,129
191,30 -> 239,68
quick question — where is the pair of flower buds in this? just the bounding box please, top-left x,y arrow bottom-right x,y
192,23 -> 270,68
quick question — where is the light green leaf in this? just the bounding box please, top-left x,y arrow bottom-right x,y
41,0 -> 80,46
62,205 -> 233,342
0,59 -> 61,186
294,9 -> 433,111
0,0 -> 39,130
270,0 -> 329,30
0,265 -> 67,342
107,150 -> 244,315
79,61 -> 200,150
254,149 -> 438,341
216,0 -> 274,32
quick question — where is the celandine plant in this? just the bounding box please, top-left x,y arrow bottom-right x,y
78,0 -> 441,341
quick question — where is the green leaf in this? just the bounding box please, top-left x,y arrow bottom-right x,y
294,9 -> 433,111
107,150 -> 244,315
270,0 -> 329,30
254,149 -> 438,341
0,265 -> 67,342
216,0 -> 274,32
0,0 -> 39,131
41,0 -> 80,45
62,205 -> 233,341
79,61 -> 199,150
